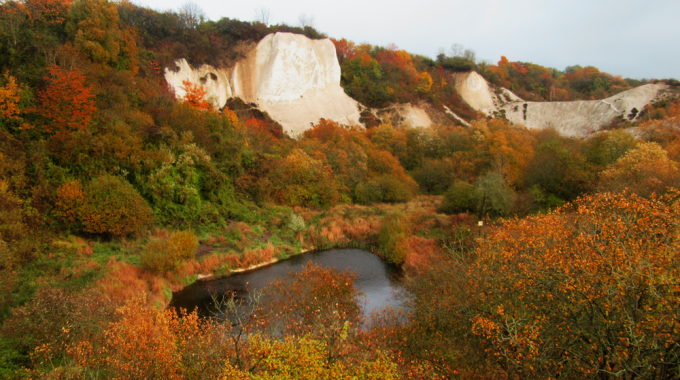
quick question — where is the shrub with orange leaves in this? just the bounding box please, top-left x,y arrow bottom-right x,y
25,0 -> 72,26
404,190 -> 680,378
418,190 -> 680,378
55,175 -> 152,237
599,141 -> 680,197
140,229 -> 198,274
55,179 -> 84,225
70,296 -> 230,379
60,295 -> 396,379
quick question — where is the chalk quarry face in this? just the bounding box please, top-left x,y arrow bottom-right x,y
452,71 -> 675,137
166,32 -> 676,138
165,32 -> 362,137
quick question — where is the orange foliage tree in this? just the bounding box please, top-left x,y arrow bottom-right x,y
34,64 -> 97,135
599,142 -> 680,198
25,0 -> 72,25
408,191 -> 680,378
479,118 -> 536,187
62,293 -> 397,379
260,262 -> 365,363
0,74 -> 22,121
181,80 -> 213,111
268,148 -> 340,206
69,296 -> 232,379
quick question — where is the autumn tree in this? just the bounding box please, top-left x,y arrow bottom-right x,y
67,0 -> 137,72
407,190 -> 680,378
25,0 -> 72,26
260,262 -> 364,364
34,64 -> 96,135
180,80 -> 213,111
480,118 -> 536,187
0,74 -> 22,123
599,141 -> 680,197
140,230 -> 198,274
56,175 -> 153,237
223,334 -> 399,379
267,148 -> 340,207
581,129 -> 637,168
524,136 -> 593,202
475,171 -> 516,216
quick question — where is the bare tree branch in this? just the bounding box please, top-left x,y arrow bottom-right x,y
253,7 -> 272,26
298,13 -> 315,29
178,2 -> 205,29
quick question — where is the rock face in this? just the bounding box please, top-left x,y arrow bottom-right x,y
452,71 -> 522,115
375,103 -> 433,128
452,71 -> 675,137
165,33 -> 362,137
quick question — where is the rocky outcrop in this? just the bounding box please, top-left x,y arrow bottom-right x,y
452,71 -> 522,115
374,103 -> 432,128
165,33 -> 362,137
452,71 -> 676,137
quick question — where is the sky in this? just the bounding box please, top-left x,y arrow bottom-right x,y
133,0 -> 680,80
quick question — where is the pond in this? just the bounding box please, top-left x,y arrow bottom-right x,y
169,248 -> 407,318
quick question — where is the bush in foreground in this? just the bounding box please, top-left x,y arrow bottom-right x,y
406,190 -> 680,378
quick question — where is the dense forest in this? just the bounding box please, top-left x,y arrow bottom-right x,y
1,0 -> 680,378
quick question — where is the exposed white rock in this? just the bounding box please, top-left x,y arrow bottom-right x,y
452,71 -> 522,115
443,105 -> 471,127
375,103 -> 433,128
453,71 -> 675,137
164,32 -> 362,137
164,59 -> 232,109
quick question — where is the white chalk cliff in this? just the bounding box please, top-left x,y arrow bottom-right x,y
165,33 -> 362,136
165,33 -> 673,138
452,71 -> 674,137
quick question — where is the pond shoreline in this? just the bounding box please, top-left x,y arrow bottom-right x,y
170,247 -> 406,318
192,240 -> 384,283
193,247 -> 317,282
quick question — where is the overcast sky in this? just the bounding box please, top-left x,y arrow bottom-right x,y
133,0 -> 679,80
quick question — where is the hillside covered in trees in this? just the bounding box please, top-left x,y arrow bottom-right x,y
1,0 -> 680,378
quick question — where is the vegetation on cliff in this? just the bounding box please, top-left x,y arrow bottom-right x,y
1,0 -> 680,378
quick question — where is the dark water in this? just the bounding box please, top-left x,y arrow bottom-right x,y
169,248 -> 407,318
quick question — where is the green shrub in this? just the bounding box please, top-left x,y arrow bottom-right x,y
475,172 -> 516,216
140,230 -> 198,273
355,175 -> 413,205
438,180 -> 478,215
377,212 -> 411,265
354,180 -> 382,205
376,175 -> 412,203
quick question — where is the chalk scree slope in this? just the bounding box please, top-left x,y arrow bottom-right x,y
452,71 -> 674,137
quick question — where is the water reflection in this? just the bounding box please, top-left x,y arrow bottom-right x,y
169,248 -> 407,319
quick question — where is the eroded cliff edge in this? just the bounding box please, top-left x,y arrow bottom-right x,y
452,71 -> 677,137
165,33 -> 362,137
